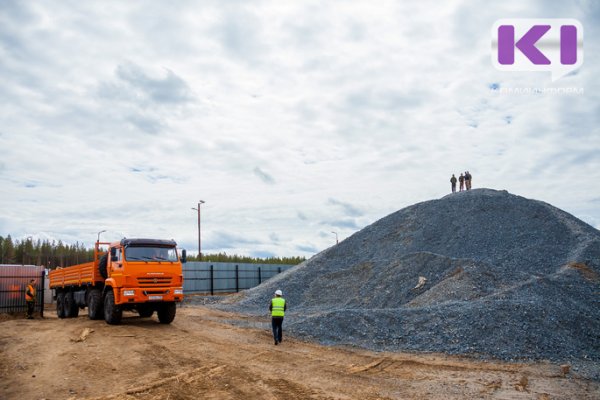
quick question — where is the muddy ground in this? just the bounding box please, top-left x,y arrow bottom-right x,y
1,305 -> 598,400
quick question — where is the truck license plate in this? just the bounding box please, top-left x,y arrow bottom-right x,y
148,295 -> 163,301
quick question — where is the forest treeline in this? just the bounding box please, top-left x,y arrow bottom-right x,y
187,253 -> 306,265
0,235 -> 305,268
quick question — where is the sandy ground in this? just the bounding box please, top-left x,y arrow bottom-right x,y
1,305 -> 598,400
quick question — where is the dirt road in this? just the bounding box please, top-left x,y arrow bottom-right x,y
1,305 -> 598,399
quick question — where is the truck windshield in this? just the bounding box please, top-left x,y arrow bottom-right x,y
125,246 -> 178,262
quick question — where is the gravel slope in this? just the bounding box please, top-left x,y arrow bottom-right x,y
216,189 -> 600,365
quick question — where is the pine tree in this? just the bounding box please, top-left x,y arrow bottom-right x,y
1,235 -> 16,264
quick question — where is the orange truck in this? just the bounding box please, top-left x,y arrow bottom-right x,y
49,238 -> 186,324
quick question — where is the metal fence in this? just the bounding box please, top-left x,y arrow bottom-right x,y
183,262 -> 294,295
0,264 -> 45,316
0,262 -> 295,313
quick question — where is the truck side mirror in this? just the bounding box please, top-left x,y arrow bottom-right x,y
181,249 -> 187,264
110,247 -> 117,260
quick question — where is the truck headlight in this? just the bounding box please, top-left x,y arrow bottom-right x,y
174,289 -> 183,295
124,290 -> 135,296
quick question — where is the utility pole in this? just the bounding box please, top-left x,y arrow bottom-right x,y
191,200 -> 205,260
331,231 -> 338,245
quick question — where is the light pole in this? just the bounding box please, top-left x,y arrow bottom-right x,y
97,230 -> 106,243
331,231 -> 338,245
191,200 -> 205,260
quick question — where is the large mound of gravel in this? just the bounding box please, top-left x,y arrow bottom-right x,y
216,189 -> 600,363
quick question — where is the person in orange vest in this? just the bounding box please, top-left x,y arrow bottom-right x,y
25,278 -> 37,319
269,289 -> 287,345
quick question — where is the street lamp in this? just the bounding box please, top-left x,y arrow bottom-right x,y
331,231 -> 338,245
191,200 -> 205,260
97,230 -> 106,243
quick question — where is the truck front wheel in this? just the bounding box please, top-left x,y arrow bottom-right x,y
157,302 -> 176,324
99,254 -> 108,279
103,290 -> 122,325
56,292 -> 66,319
87,289 -> 103,320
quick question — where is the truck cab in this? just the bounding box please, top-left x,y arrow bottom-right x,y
102,238 -> 185,324
105,238 -> 183,303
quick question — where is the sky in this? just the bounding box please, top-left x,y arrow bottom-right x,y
1,0 -> 599,258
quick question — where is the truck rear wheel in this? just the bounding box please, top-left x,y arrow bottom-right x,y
157,302 -> 176,324
87,289 -> 103,320
65,291 -> 79,318
104,290 -> 122,325
56,292 -> 66,319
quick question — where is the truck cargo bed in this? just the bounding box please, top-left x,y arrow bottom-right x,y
49,261 -> 104,288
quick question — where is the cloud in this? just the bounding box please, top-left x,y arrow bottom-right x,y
0,3 -> 38,59
296,244 -> 319,253
205,231 -> 262,251
97,63 -> 194,122
253,167 -> 276,185
297,212 -> 308,221
214,5 -> 266,63
127,114 -> 163,135
115,63 -> 193,105
324,218 -> 360,230
129,165 -> 187,184
327,198 -> 364,217
93,62 -> 195,136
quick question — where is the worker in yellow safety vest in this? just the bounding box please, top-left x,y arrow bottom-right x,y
269,289 -> 287,345
25,278 -> 37,319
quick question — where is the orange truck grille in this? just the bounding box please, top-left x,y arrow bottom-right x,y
137,277 -> 173,287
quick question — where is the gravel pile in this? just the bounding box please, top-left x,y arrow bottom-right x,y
215,189 -> 600,366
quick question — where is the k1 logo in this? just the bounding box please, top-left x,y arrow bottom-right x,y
492,19 -> 583,81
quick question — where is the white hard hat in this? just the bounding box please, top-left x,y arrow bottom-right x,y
275,289 -> 283,296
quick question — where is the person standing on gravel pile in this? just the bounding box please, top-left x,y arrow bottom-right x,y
269,289 -> 287,345
465,171 -> 472,190
25,278 -> 37,319
450,174 -> 457,193
459,173 -> 465,191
